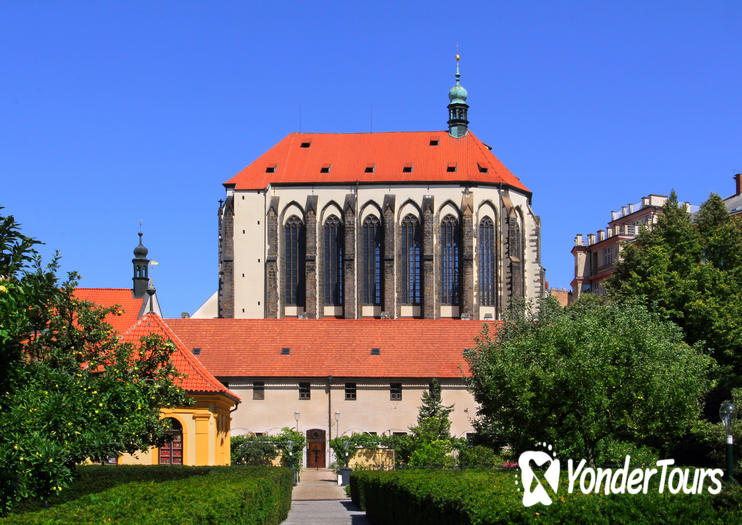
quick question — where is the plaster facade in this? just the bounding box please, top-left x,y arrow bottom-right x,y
220,184 -> 543,320
225,378 -> 475,468
118,394 -> 234,466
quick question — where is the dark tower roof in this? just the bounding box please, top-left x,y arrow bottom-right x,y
132,231 -> 150,299
447,53 -> 469,139
133,232 -> 148,258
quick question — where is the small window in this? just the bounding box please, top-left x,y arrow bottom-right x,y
477,163 -> 488,173
429,138 -> 439,146
367,431 -> 377,436
300,141 -> 311,148
393,431 -> 408,436
266,164 -> 276,173
390,383 -> 402,401
345,382 -> 357,401
192,348 -> 201,355
254,432 -> 264,437
371,348 -> 380,355
253,382 -> 265,400
447,163 -> 457,173
299,382 -> 310,400
402,164 -> 413,173
320,164 -> 331,174
365,164 -> 375,173
281,347 -> 291,355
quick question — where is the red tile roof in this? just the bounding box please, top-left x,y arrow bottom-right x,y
224,132 -> 530,194
73,288 -> 144,334
165,319 -> 498,379
122,314 -> 240,403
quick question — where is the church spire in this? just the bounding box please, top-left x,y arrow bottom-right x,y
132,230 -> 150,298
447,53 -> 469,138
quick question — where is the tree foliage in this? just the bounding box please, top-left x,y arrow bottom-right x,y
0,210 -> 190,512
465,296 -> 714,465
608,192 -> 742,402
231,429 -> 306,472
416,379 -> 454,441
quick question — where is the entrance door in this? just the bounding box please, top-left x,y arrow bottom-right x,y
159,418 -> 183,465
306,429 -> 326,468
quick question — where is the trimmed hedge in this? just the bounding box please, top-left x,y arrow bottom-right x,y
350,469 -> 742,524
1,465 -> 292,525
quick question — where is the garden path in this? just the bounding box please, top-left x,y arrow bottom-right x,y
281,468 -> 369,525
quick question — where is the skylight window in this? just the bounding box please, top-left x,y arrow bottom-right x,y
320,164 -> 331,174
300,141 -> 311,148
365,164 -> 375,173
371,348 -> 380,355
447,163 -> 457,173
429,138 -> 439,146
281,347 -> 291,355
192,348 -> 201,355
477,163 -> 488,174
402,164 -> 413,173
266,164 -> 277,173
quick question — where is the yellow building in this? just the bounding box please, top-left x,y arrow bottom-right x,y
116,313 -> 240,466
75,234 -> 240,466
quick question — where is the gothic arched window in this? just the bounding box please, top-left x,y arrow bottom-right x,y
479,217 -> 496,306
323,216 -> 343,305
508,216 -> 522,261
284,215 -> 305,306
362,215 -> 382,305
441,214 -> 459,305
401,214 -> 421,305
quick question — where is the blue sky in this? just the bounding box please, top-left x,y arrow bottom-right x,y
2,1 -> 740,317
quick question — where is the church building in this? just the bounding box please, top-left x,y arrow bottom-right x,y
208,56 -> 545,321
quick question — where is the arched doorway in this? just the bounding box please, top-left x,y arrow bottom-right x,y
159,418 -> 183,465
306,429 -> 326,468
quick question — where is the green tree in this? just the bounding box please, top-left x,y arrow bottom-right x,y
608,191 -> 742,403
415,378 -> 454,441
465,296 -> 714,465
0,211 -> 191,513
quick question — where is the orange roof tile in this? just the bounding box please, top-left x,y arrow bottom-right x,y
73,288 -> 144,334
122,314 -> 240,403
224,132 -> 530,194
165,319 -> 498,379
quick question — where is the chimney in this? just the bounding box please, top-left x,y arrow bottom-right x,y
575,234 -> 584,246
735,173 -> 741,196
611,211 -> 618,221
642,196 -> 650,207
628,203 -> 635,213
588,233 -> 596,245
621,206 -> 628,217
598,229 -> 605,242
607,227 -> 613,237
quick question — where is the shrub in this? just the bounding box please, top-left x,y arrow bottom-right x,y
458,445 -> 499,467
1,465 -> 292,525
231,429 -> 305,472
595,439 -> 659,468
351,468 -> 742,525
231,436 -> 279,466
330,433 -> 383,468
408,440 -> 455,467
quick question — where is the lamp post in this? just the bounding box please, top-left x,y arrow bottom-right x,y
334,410 -> 340,439
287,440 -> 297,485
294,410 -> 300,432
720,401 -> 736,483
